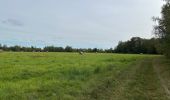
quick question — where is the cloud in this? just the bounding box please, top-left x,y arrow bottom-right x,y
1,18 -> 24,27
0,0 -> 164,48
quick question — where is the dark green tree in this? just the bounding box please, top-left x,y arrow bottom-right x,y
153,0 -> 170,57
65,46 -> 73,52
114,37 -> 158,54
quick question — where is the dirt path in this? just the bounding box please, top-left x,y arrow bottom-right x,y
110,58 -> 168,100
153,58 -> 170,99
85,58 -> 169,100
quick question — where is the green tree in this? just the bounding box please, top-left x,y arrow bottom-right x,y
114,37 -> 158,54
153,0 -> 170,57
65,46 -> 73,52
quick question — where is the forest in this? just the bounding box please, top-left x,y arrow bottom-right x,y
0,37 -> 160,54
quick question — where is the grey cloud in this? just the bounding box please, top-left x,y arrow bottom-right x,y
0,0 -> 164,48
1,18 -> 24,26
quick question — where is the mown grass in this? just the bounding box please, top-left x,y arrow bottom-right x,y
0,52 -> 164,100
123,59 -> 167,100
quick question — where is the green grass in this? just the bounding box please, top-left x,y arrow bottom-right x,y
0,52 -> 168,100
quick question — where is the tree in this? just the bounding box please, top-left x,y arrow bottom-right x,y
114,37 -> 158,54
65,46 -> 73,52
153,0 -> 170,57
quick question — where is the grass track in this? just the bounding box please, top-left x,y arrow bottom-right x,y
86,58 -> 168,100
0,52 -> 169,100
121,59 -> 167,100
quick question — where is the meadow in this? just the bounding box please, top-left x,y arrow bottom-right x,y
0,52 -> 169,100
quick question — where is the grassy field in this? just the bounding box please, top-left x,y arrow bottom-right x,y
0,52 -> 169,100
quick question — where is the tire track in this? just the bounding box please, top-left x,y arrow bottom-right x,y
153,59 -> 170,99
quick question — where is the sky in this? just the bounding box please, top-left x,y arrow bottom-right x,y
0,0 -> 164,49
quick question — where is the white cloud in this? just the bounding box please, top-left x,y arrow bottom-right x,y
0,0 -> 164,48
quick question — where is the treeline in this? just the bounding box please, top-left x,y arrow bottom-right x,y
114,37 -> 159,54
0,44 -> 114,53
153,0 -> 170,57
0,37 -> 160,54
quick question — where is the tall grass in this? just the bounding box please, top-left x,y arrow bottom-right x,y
0,52 -> 157,99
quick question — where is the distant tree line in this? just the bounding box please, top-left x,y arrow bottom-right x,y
0,37 -> 160,54
153,0 -> 170,57
0,44 -> 114,53
114,37 -> 159,54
